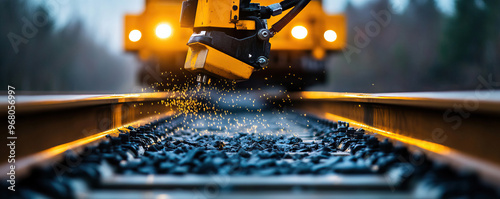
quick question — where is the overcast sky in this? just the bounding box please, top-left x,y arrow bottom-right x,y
31,0 -> 143,54
325,0 -> 455,14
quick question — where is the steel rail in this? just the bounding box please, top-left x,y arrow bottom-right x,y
0,112 -> 174,179
291,91 -> 500,186
293,91 -> 500,113
1,93 -> 178,163
5,93 -> 176,113
2,91 -> 500,187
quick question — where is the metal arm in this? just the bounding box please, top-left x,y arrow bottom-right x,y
180,0 -> 312,87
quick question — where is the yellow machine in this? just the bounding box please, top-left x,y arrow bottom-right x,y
124,0 -> 190,62
264,1 -> 346,56
124,0 -> 345,89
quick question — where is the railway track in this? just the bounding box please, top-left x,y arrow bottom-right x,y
2,91 -> 500,198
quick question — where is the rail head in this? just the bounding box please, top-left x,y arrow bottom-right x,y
0,92 -> 177,114
1,92 -> 179,166
4,90 -> 499,113
293,91 -> 500,113
2,91 -> 500,186
290,91 -> 500,187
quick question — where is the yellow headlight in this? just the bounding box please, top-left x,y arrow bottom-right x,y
155,23 -> 172,39
291,26 -> 308,40
324,30 -> 337,42
129,29 -> 142,42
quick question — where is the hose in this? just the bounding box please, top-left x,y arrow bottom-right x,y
269,0 -> 311,35
280,0 -> 300,11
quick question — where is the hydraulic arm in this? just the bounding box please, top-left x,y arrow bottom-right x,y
180,0 -> 311,87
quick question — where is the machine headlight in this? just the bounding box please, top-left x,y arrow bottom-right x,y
129,29 -> 142,42
155,23 -> 172,39
291,26 -> 307,39
324,30 -> 337,42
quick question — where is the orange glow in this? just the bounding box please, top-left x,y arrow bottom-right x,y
324,112 -> 452,155
324,30 -> 337,42
156,23 -> 172,39
312,47 -> 325,60
26,111 -> 175,166
291,26 -> 308,39
129,30 -> 142,42
300,92 -> 372,100
298,91 -> 426,101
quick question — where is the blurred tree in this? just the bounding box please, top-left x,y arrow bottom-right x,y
0,0 -> 138,91
325,0 -> 444,92
392,0 -> 442,91
435,0 -> 500,88
323,0 -> 499,92
0,0 -> 53,89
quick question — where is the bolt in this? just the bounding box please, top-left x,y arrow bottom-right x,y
257,56 -> 268,68
258,29 -> 271,40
